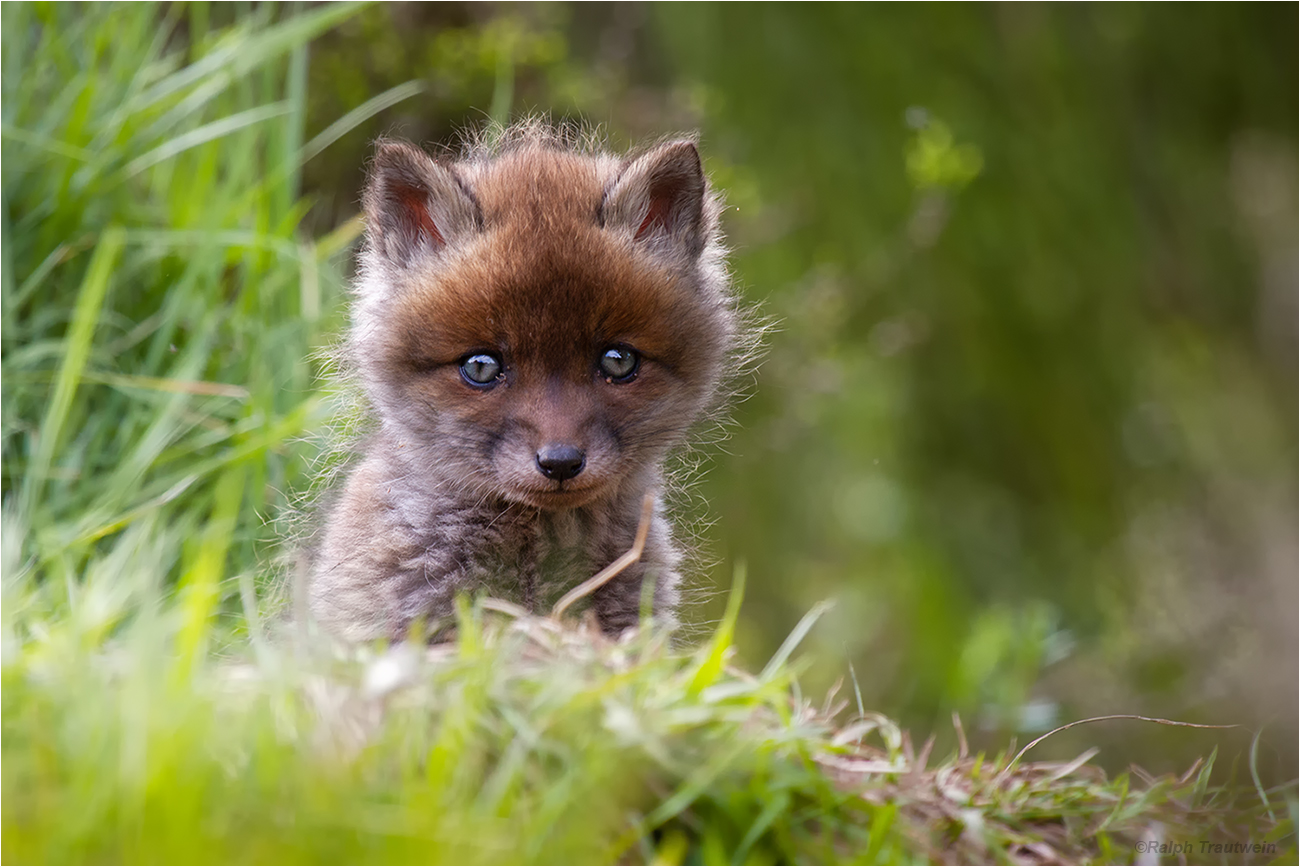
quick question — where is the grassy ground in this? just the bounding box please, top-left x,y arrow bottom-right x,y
2,4 -> 1294,864
4,557 -> 1294,864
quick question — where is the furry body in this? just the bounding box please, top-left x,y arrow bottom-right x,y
310,125 -> 740,640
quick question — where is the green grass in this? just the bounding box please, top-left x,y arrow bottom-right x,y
2,2 -> 367,604
2,4 -> 1295,864
5,551 -> 1294,864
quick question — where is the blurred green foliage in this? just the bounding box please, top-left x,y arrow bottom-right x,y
650,3 -> 1297,773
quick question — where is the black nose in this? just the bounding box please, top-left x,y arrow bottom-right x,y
535,444 -> 585,481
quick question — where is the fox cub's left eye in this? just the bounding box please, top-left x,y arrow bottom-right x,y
599,346 -> 639,382
459,352 -> 504,387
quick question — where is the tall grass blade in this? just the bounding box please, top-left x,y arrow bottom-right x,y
761,599 -> 833,681
177,463 -> 246,666
300,80 -> 427,165
687,562 -> 745,695
125,101 -> 291,176
22,226 -> 124,516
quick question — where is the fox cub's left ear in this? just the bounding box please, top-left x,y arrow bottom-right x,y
602,140 -> 707,262
363,139 -> 480,268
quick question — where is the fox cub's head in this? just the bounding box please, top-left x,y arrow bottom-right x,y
351,129 -> 737,509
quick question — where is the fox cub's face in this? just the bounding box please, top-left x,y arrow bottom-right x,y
353,136 -> 734,509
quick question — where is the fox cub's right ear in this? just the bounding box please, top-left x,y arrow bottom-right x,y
363,139 -> 480,268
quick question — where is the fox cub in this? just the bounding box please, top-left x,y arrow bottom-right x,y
309,124 -> 742,641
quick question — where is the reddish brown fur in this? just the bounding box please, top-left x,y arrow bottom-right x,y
308,124 -> 743,641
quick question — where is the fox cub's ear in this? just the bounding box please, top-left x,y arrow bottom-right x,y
602,140 -> 707,262
363,139 -> 480,268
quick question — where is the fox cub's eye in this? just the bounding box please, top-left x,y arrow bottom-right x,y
459,352 -> 503,387
599,346 -> 639,382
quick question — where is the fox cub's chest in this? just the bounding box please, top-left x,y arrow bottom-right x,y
466,507 -> 595,611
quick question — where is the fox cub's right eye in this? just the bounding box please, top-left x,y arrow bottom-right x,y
459,352 -> 504,387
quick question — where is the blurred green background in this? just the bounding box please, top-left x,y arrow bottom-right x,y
5,3 -> 1295,782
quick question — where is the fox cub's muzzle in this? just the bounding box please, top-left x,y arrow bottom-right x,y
535,443 -> 586,481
